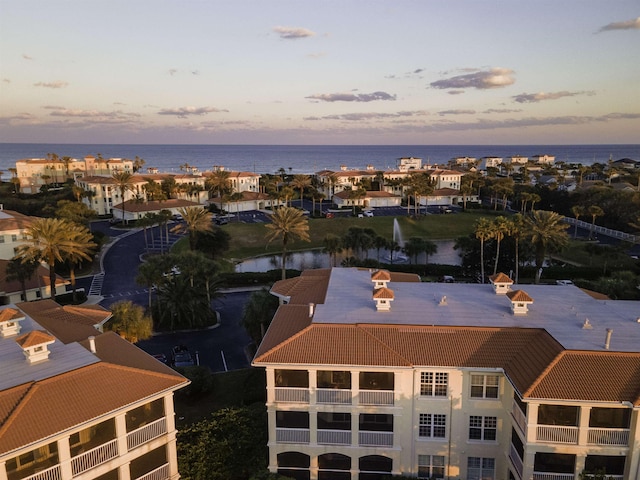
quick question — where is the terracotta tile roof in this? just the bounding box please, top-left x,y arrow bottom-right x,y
388,272 -> 421,282
432,188 -> 460,196
489,272 -> 513,284
365,191 -> 399,198
0,261 -> 65,294
270,273 -> 330,306
254,305 -> 314,359
506,290 -> 533,302
0,361 -> 187,455
371,270 -> 391,281
15,330 -> 54,348
373,287 -> 394,299
0,308 -> 23,323
0,210 -> 39,232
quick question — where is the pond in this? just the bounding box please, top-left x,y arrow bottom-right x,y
235,239 -> 461,272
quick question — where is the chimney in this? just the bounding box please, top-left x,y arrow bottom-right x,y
308,303 -> 315,318
604,328 -> 613,350
88,335 -> 96,353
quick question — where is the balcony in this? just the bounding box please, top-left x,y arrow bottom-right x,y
359,431 -> 393,447
134,463 -> 170,480
127,417 -> 167,451
276,427 -> 310,444
536,425 -> 578,444
275,387 -> 309,404
532,474 -> 574,480
511,399 -> 527,434
509,444 -> 523,478
22,465 -> 61,480
317,429 -> 351,445
316,388 -> 352,404
587,427 -> 629,446
359,390 -> 394,406
71,439 -> 118,475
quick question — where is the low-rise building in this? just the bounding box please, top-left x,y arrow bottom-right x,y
532,154 -> 556,165
0,300 -> 188,480
253,268 -> 640,480
0,208 -> 35,261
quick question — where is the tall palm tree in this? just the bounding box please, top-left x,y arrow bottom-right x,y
403,237 -> 425,265
524,210 -> 570,283
588,205 -> 604,240
290,174 -> 312,205
5,257 -> 40,301
323,234 -> 343,267
206,170 -> 232,200
422,239 -> 438,266
490,216 -> 509,275
571,205 -> 586,239
265,207 -> 310,280
16,218 -> 96,301
112,171 -> 134,224
64,227 -> 97,303
170,206 -> 213,250
474,217 -> 493,283
505,214 -> 524,283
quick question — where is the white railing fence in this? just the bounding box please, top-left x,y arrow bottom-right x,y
317,429 -> 351,445
275,387 -> 310,403
21,465 -> 61,480
127,417 -> 167,451
359,431 -> 393,447
587,427 -> 629,446
316,388 -> 352,404
71,438 -> 119,475
536,425 -> 578,444
134,463 -> 170,480
359,390 -> 394,406
276,427 -> 310,444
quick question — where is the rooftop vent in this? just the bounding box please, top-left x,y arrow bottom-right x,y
488,272 -> 513,295
0,308 -> 25,338
506,290 -> 533,316
371,269 -> 391,289
582,318 -> 593,329
15,330 -> 55,364
372,287 -> 394,312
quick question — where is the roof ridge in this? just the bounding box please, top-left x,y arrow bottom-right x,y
359,325 -> 414,366
522,350 -> 567,398
254,321 -> 316,362
0,382 -> 37,441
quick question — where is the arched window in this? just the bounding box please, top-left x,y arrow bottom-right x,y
277,452 -> 310,480
359,455 -> 392,480
319,453 -> 351,480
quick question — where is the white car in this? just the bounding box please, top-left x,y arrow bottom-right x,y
363,210 -> 374,217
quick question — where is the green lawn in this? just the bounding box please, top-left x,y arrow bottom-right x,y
222,211 -> 492,260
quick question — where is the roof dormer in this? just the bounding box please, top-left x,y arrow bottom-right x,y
506,290 -> 533,316
0,308 -> 25,338
373,287 -> 394,312
489,272 -> 514,295
371,269 -> 391,289
15,330 -> 55,364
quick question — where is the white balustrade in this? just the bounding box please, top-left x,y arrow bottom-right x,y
71,439 -> 119,475
587,427 -> 629,446
134,463 -> 170,480
359,390 -> 394,406
532,473 -> 574,480
127,417 -> 167,450
276,427 -> 310,444
317,429 -> 351,445
21,465 -> 61,480
536,425 -> 578,444
316,388 -> 352,404
359,431 -> 393,447
275,387 -> 309,403
509,444 -> 523,478
511,399 -> 527,434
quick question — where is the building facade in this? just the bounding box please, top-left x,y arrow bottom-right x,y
253,268 -> 640,480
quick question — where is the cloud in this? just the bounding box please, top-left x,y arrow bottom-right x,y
430,68 -> 515,90
45,107 -> 141,119
307,52 -> 326,59
157,106 -> 229,118
273,26 -> 315,39
483,108 -> 523,114
34,81 -> 69,89
22,54 -> 33,60
168,69 -> 178,76
597,16 -> 640,32
2,78 -> 10,84
447,90 -> 465,95
306,91 -> 397,102
304,110 -> 428,121
438,109 -> 476,116
512,90 -> 595,103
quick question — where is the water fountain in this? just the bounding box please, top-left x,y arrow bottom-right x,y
384,218 -> 408,263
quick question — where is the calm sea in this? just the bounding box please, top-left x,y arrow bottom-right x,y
0,143 -> 638,179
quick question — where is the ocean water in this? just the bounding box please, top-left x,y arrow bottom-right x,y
0,143 -> 638,179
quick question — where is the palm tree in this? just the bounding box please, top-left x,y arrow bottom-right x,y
422,239 -> 438,266
290,174 -> 312,205
374,235 -> 388,265
64,227 -> 97,303
323,234 -> 343,267
112,171 -> 134,224
229,192 -> 244,220
490,216 -> 509,275
136,256 -> 166,310
170,206 -> 213,250
403,237 -> 425,265
5,257 -> 40,301
571,205 -> 586,239
505,214 -> 524,283
265,206 -> 310,280
15,218 -> 96,301
206,169 -> 232,200
105,300 -> 152,343
474,217 -> 493,283
524,210 -> 570,283
588,205 -> 604,240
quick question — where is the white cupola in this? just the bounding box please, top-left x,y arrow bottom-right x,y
373,287 -> 394,312
371,269 -> 391,289
15,330 -> 56,364
0,308 -> 25,338
506,290 -> 534,316
489,272 -> 514,295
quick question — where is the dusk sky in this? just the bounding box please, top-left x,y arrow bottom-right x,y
1,0 -> 639,145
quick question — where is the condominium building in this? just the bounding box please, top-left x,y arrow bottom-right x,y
0,300 -> 188,480
253,268 -> 640,480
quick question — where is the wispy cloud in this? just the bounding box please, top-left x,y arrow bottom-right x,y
512,90 -> 595,103
307,52 -> 326,59
273,26 -> 315,39
447,90 -> 465,95
597,16 -> 640,32
304,110 -> 428,121
306,91 -> 397,102
45,107 -> 140,119
157,106 -> 229,118
34,81 -> 68,89
22,54 -> 33,60
168,69 -> 178,76
483,108 -> 523,114
431,67 -> 515,90
438,109 -> 476,116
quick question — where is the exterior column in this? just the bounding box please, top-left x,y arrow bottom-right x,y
526,403 -> 539,444
57,437 -> 73,479
164,395 -> 180,479
0,461 -> 8,480
309,368 -> 317,405
118,463 -> 132,480
115,413 -> 129,459
577,406 -> 591,446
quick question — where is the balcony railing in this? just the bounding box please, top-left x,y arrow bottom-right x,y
511,399 -> 527,434
536,425 -> 578,444
276,427 -> 310,444
317,429 -> 351,445
22,465 -> 61,480
316,388 -> 352,404
509,444 -> 523,478
127,417 -> 167,451
134,463 -> 170,480
71,439 -> 119,475
275,387 -> 309,403
359,431 -> 393,447
532,473 -> 574,480
359,390 -> 394,406
587,427 -> 629,446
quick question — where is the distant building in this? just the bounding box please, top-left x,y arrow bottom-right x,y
254,268 -> 640,480
0,300 -> 188,480
478,156 -> 503,170
449,156 -> 477,168
0,208 -> 35,261
532,154 -> 556,165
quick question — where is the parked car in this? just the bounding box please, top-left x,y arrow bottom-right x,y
363,210 -> 374,217
172,345 -> 195,367
215,216 -> 229,225
152,353 -> 168,364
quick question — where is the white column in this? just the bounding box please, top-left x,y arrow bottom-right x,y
164,395 -> 180,479
0,461 -> 8,480
577,406 -> 591,446
57,437 -> 73,479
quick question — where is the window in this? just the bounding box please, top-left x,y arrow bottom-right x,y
11,234 -> 18,242
420,372 -> 448,397
418,455 -> 445,479
359,371 -> 394,391
418,413 -> 446,438
317,412 -> 351,430
318,370 -> 351,389
538,404 -> 578,426
467,457 -> 495,480
0,235 -> 4,243
589,408 -> 631,429
469,416 -> 497,441
276,411 -> 309,429
359,414 -> 393,432
275,369 -> 309,388
470,374 -> 499,399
